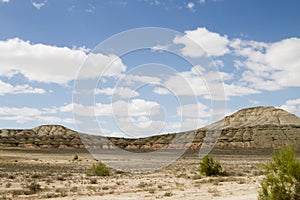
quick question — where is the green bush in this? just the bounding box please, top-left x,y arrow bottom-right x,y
259,146 -> 300,200
200,155 -> 224,176
73,154 -> 79,161
86,162 -> 110,176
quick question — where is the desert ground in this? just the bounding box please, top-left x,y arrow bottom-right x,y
0,148 -> 271,200
0,148 -> 273,200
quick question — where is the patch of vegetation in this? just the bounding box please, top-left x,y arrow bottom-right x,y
164,191 -> 173,197
56,175 -> 65,181
73,154 -> 79,161
86,162 -> 110,176
90,178 -> 97,184
5,183 -> 12,188
8,175 -> 15,179
55,188 -> 67,197
26,182 -> 41,194
259,146 -> 300,200
199,155 -> 225,176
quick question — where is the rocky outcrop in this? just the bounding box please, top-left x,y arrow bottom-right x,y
0,106 -> 300,150
203,106 -> 300,149
0,125 -> 84,149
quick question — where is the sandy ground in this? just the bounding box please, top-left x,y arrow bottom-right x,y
0,148 -> 268,199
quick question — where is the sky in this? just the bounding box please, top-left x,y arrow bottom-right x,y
0,0 -> 299,138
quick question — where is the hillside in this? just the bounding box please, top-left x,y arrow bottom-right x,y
0,106 -> 300,150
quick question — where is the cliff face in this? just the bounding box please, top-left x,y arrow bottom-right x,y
0,106 -> 300,150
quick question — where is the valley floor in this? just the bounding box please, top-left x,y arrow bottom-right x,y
0,148 -> 270,200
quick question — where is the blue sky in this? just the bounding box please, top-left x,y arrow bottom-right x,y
0,0 -> 299,137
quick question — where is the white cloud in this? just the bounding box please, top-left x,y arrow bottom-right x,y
0,38 -> 126,84
212,60 -> 224,68
121,74 -> 161,86
186,2 -> 195,10
0,106 -> 74,124
32,0 -> 47,10
64,99 -> 161,118
79,53 -> 126,79
153,65 -> 259,99
222,84 -> 260,97
1,0 -> 10,3
95,87 -> 140,98
153,87 -> 170,95
36,116 -> 74,124
233,37 -> 300,90
0,107 -> 43,117
0,80 -> 46,95
174,27 -> 230,57
281,98 -> 300,116
177,102 -> 211,118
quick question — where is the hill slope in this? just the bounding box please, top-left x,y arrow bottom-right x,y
0,106 -> 300,149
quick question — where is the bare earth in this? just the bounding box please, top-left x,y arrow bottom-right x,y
0,148 -> 269,200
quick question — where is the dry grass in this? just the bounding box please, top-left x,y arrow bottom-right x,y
0,148 -> 267,199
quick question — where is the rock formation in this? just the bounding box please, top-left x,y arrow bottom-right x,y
0,106 -> 299,150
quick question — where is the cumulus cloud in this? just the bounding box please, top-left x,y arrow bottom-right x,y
0,107 -> 43,117
95,87 -> 140,98
0,38 -> 126,84
0,106 -> 73,124
174,27 -> 230,57
281,98 -> 300,116
173,27 -> 299,93
63,99 -> 161,118
177,102 -> 211,118
153,65 -> 259,99
121,74 -> 161,86
233,37 -> 300,90
0,80 -> 46,95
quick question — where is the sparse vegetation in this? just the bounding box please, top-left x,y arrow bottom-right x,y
0,148 -> 277,199
90,178 -> 97,184
56,175 -> 65,181
73,154 -> 79,161
5,183 -> 11,188
164,191 -> 173,197
26,182 -> 41,194
200,155 -> 225,176
86,162 -> 110,176
259,146 -> 300,200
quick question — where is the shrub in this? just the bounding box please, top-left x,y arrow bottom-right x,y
56,175 -> 65,181
73,154 -> 79,161
200,155 -> 224,176
259,146 -> 300,200
86,162 -> 110,176
27,182 -> 41,194
90,178 -> 97,184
